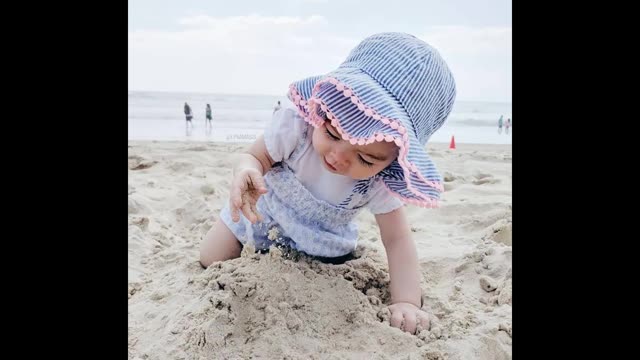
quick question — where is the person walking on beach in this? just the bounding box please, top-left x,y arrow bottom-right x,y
505,118 -> 511,135
273,101 -> 282,115
498,115 -> 503,134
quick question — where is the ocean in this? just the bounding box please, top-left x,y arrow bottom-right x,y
128,91 -> 512,144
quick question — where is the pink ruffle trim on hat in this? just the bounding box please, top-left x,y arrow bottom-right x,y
289,78 -> 443,208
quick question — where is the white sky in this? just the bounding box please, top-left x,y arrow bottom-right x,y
129,0 -> 511,102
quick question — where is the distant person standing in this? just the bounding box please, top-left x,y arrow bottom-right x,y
273,100 -> 282,115
505,118 -> 511,135
184,102 -> 193,122
184,102 -> 193,136
498,115 -> 504,134
205,103 -> 213,136
206,104 -> 212,125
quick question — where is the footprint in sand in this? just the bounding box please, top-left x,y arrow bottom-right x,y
128,155 -> 158,170
168,161 -> 194,172
472,172 -> 500,185
443,171 -> 463,191
443,182 -> 457,191
443,171 -> 457,182
200,184 -> 216,195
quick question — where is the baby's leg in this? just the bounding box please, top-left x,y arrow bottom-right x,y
199,220 -> 242,267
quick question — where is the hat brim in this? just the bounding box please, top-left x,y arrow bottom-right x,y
289,70 -> 444,208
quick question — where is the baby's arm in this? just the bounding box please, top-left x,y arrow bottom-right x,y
229,135 -> 275,223
199,136 -> 274,267
376,207 -> 429,334
239,135 -> 275,176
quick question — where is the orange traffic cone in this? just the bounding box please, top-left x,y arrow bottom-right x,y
449,135 -> 456,149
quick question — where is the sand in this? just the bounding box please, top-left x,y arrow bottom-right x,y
128,141 -> 512,359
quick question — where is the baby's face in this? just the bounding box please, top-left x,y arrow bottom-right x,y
312,120 -> 398,180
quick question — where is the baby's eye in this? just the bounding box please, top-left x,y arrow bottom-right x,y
325,128 -> 340,141
357,155 -> 374,167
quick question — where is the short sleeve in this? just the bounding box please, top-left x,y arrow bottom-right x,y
264,102 -> 307,162
366,178 -> 405,215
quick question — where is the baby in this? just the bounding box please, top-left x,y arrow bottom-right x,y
200,32 -> 456,334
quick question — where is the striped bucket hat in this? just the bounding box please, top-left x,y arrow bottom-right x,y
288,32 -> 456,208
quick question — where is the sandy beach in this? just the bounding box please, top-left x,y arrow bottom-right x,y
128,141 -> 512,359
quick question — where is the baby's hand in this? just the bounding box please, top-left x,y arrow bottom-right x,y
388,302 -> 430,334
230,168 -> 268,224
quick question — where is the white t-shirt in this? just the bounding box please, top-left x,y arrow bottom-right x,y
263,99 -> 403,215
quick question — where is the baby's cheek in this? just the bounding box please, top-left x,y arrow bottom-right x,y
311,129 -> 327,155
